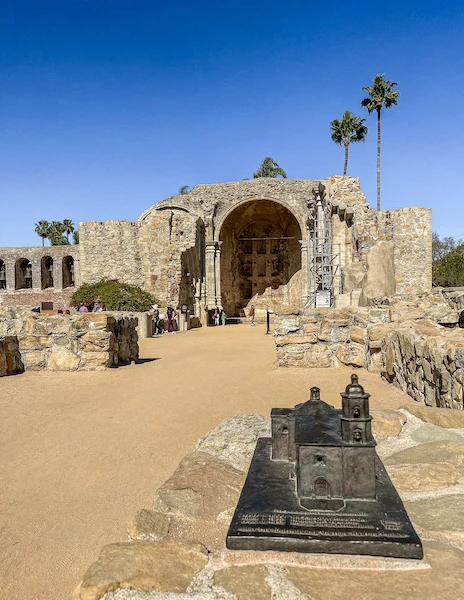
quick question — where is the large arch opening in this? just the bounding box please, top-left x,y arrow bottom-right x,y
0,260 -> 6,290
15,258 -> 33,290
62,256 -> 75,288
219,199 -> 302,316
41,256 -> 54,289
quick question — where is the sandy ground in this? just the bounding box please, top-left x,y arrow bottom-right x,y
0,325 -> 416,600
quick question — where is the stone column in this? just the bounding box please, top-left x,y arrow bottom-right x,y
53,257 -> 63,290
31,257 -> 41,290
215,241 -> 222,308
300,240 -> 309,305
5,258 -> 15,291
205,242 -> 216,308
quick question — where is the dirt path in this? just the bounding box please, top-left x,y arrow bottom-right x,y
0,325 -> 415,600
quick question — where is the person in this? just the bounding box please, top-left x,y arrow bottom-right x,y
151,304 -> 162,335
249,304 -> 255,326
78,302 -> 88,314
166,306 -> 178,333
213,306 -> 220,326
221,309 -> 227,326
93,300 -> 102,312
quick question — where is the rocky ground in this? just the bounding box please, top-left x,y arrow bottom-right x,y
74,405 -> 464,600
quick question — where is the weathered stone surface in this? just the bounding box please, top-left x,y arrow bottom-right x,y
350,327 -> 366,344
410,423 -> 464,444
153,451 -> 245,519
335,342 -> 366,367
405,495 -> 464,532
214,566 -> 271,600
48,346 -> 80,371
127,509 -> 170,541
75,540 -> 208,600
371,410 -> 406,441
402,404 -> 464,429
195,414 -> 271,472
20,349 -> 46,370
359,240 -> 396,305
276,334 -> 317,346
342,261 -> 366,293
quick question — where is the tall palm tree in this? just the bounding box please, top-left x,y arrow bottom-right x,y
361,74 -> 399,211
34,220 -> 51,246
330,111 -> 368,176
62,219 -> 75,243
49,221 -> 68,246
253,157 -> 287,179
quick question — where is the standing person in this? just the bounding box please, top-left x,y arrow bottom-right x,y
249,304 -> 255,326
78,302 -> 88,314
221,309 -> 227,326
151,304 -> 162,336
166,306 -> 178,333
213,306 -> 220,326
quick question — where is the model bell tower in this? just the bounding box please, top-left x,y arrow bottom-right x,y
340,374 -> 374,445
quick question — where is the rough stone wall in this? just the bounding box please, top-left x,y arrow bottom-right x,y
0,336 -> 23,376
0,245 -> 80,307
0,309 -> 138,372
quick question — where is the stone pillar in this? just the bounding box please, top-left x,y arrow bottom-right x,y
215,241 -> 222,308
31,257 -> 41,290
205,242 -> 216,308
5,258 -> 15,291
53,257 -> 63,290
300,240 -> 309,305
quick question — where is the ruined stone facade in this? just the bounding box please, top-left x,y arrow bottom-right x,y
1,177 -> 432,321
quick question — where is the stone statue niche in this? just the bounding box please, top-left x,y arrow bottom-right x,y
227,375 -> 423,559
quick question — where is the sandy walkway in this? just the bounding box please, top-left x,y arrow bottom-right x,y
0,325 -> 415,600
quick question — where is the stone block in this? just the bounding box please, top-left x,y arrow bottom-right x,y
335,342 -> 366,367
214,566 -> 271,600
48,346 -> 80,371
80,351 -> 112,370
20,350 -> 46,370
127,509 -> 170,541
276,334 -> 317,346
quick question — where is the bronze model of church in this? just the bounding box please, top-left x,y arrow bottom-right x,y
227,375 -> 423,559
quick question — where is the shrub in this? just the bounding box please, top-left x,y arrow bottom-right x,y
71,280 -> 159,312
433,244 -> 464,287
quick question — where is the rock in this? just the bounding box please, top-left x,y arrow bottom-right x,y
275,334 -> 317,346
359,241 -> 396,306
195,414 -> 271,471
127,509 -> 170,540
80,330 -> 113,352
368,323 -> 397,342
80,351 -> 112,369
74,540 -> 208,600
342,262 -> 365,293
410,422 -> 464,444
405,495 -> 464,532
214,566 -> 271,600
350,327 -> 366,344
153,451 -> 245,520
371,410 -> 406,441
48,346 -> 80,371
401,404 -> 464,429
335,343 -> 366,367
19,349 -> 46,370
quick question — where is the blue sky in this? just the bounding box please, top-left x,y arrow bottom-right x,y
1,0 -> 463,246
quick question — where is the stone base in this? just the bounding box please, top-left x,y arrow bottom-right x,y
227,439 -> 423,559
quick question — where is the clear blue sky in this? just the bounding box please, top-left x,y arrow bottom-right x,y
1,0 -> 463,246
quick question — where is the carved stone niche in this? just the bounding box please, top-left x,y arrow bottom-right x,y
227,375 -> 423,559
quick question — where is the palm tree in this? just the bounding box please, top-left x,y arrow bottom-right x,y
330,111 -> 368,176
49,221 -> 68,246
253,157 -> 287,179
178,186 -> 191,195
62,219 -> 75,243
361,74 -> 399,211
34,220 -> 51,246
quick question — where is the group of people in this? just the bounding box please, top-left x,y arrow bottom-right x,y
78,300 -> 104,313
151,304 -> 178,335
212,306 -> 227,326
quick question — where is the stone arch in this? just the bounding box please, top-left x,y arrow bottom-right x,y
62,256 -> 75,288
15,258 -> 33,290
218,198 -> 303,316
0,259 -> 6,290
41,256 -> 54,289
314,477 -> 331,498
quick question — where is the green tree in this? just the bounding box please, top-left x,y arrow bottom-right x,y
48,221 -> 69,246
72,230 -> 79,245
253,157 -> 287,179
34,220 -> 51,246
71,279 -> 159,312
330,111 -> 368,175
432,232 -> 456,263
178,185 -> 191,195
361,74 -> 399,211
62,219 -> 75,243
433,243 -> 464,287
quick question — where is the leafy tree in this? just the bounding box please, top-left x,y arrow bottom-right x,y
34,220 -> 51,246
178,185 -> 191,195
71,279 -> 159,312
62,219 -> 75,243
433,243 -> 464,287
253,157 -> 287,179
361,74 -> 399,211
330,111 -> 368,175
73,230 -> 79,245
432,232 -> 456,263
48,221 -> 69,246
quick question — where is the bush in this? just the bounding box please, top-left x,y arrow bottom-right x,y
71,280 -> 159,312
433,244 -> 464,287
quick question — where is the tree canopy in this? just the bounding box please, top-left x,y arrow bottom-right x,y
71,279 -> 159,312
330,111 -> 368,175
432,233 -> 464,287
253,157 -> 287,179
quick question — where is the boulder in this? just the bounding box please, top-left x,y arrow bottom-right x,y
359,241 -> 396,306
214,566 -> 271,600
402,404 -> 464,428
335,343 -> 366,367
48,346 -> 80,371
127,509 -> 170,541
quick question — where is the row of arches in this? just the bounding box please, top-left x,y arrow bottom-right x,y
0,256 -> 75,291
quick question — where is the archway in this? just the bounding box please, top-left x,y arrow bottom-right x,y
219,199 -> 302,316
0,260 -> 6,290
41,256 -> 54,289
62,256 -> 75,288
314,477 -> 331,498
15,258 -> 32,290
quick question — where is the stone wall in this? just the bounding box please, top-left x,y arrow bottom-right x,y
0,245 -> 80,308
0,309 -> 138,372
274,293 -> 463,410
